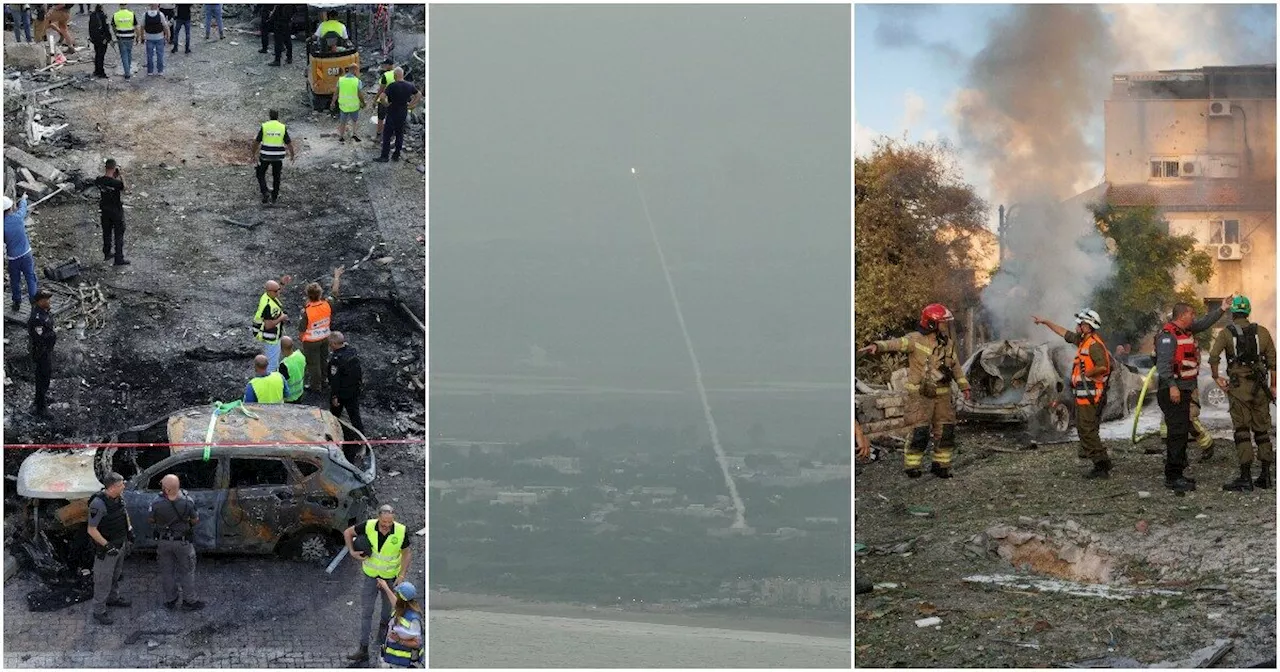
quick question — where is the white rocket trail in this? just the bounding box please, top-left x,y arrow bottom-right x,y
630,168 -> 747,529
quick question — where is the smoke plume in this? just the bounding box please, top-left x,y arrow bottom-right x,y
946,4 -> 1275,338
954,5 -> 1117,337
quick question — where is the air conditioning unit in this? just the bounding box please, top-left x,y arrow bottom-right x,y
1179,156 -> 1201,177
1218,243 -> 1243,261
1240,239 -> 1253,255
1208,100 -> 1234,117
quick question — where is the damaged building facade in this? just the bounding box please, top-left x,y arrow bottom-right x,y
1103,64 -> 1277,333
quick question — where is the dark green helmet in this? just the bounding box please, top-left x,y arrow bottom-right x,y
1231,295 -> 1251,316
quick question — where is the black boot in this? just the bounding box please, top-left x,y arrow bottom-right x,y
346,645 -> 368,662
929,462 -> 952,479
1085,459 -> 1112,479
1223,464 -> 1254,491
904,468 -> 922,479
1255,461 -> 1272,489
1165,466 -> 1196,492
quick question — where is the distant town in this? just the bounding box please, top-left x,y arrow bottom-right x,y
430,427 -> 850,616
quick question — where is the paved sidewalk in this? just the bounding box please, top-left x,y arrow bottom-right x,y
5,552 -> 424,668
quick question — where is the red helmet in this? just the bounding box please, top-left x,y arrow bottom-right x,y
919,303 -> 954,332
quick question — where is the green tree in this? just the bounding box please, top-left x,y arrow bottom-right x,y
1090,203 -> 1214,347
855,139 -> 988,381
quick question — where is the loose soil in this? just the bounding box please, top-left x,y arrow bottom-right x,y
854,426 -> 1276,668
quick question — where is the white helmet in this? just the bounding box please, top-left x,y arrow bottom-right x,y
1,196 -> 11,212
1074,308 -> 1101,330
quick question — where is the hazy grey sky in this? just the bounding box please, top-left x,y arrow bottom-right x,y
431,5 -> 850,388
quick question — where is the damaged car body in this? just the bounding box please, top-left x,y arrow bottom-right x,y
956,340 -> 1146,437
14,404 -> 378,577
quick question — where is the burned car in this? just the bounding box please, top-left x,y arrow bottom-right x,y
15,404 -> 377,567
956,340 -> 1146,437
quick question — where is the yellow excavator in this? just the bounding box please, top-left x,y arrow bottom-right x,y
306,3 -> 360,111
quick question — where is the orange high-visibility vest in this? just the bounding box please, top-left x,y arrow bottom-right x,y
302,300 -> 332,342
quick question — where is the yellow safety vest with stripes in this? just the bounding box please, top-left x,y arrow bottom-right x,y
259,120 -> 287,161
362,520 -> 406,579
252,292 -> 284,342
112,9 -> 135,38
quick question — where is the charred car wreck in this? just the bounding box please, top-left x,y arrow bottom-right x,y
957,339 -> 1146,437
10,404 -> 377,611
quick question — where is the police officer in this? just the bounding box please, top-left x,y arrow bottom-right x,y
88,472 -> 134,625
329,331 -> 364,431
28,289 -> 55,418
344,504 -> 412,663
251,109 -> 296,204
94,158 -> 128,265
1033,309 -> 1113,479
858,303 -> 971,478
1155,297 -> 1229,492
150,474 -> 206,610
1209,295 -> 1277,491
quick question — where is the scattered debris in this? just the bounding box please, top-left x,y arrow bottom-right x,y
962,574 -> 1182,600
222,217 -> 262,230
914,616 -> 941,628
1152,639 -> 1233,668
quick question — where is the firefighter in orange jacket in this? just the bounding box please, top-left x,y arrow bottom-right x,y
859,303 -> 970,479
1033,309 -> 1113,479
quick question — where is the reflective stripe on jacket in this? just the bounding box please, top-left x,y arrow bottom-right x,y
1070,331 -> 1110,405
362,520 -> 406,579
1162,322 -> 1199,381
302,300 -> 332,342
252,292 -> 284,342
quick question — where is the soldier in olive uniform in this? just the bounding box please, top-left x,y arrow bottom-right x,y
858,303 -> 970,479
1208,295 -> 1277,491
149,474 -> 206,610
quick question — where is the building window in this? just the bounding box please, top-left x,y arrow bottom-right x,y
1209,220 -> 1240,245
1150,158 -> 1180,179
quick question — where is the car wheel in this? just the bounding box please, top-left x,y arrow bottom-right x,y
1204,386 -> 1227,408
285,531 -> 337,565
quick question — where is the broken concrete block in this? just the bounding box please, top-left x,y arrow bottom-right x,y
16,181 -> 46,196
1056,543 -> 1084,564
4,42 -> 48,70
5,146 -> 66,183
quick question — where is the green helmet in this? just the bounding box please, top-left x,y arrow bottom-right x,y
1231,295 -> 1251,316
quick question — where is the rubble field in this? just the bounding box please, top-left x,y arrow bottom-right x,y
3,10 -> 425,452
2,9 -> 426,664
854,427 -> 1277,668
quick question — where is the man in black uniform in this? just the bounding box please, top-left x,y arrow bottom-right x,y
94,159 -> 129,265
1155,297 -> 1230,492
328,330 -> 364,431
268,3 -> 292,66
150,474 -> 205,610
88,4 -> 113,79
28,290 -> 55,418
257,4 -> 272,54
87,472 -> 134,625
374,68 -> 421,163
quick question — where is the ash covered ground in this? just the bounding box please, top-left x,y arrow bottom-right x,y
855,414 -> 1277,668
3,6 -> 425,667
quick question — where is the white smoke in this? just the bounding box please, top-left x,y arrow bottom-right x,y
950,5 -> 1275,338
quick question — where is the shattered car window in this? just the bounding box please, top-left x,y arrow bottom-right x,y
229,459 -> 291,488
293,459 -> 321,478
147,458 -> 218,490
